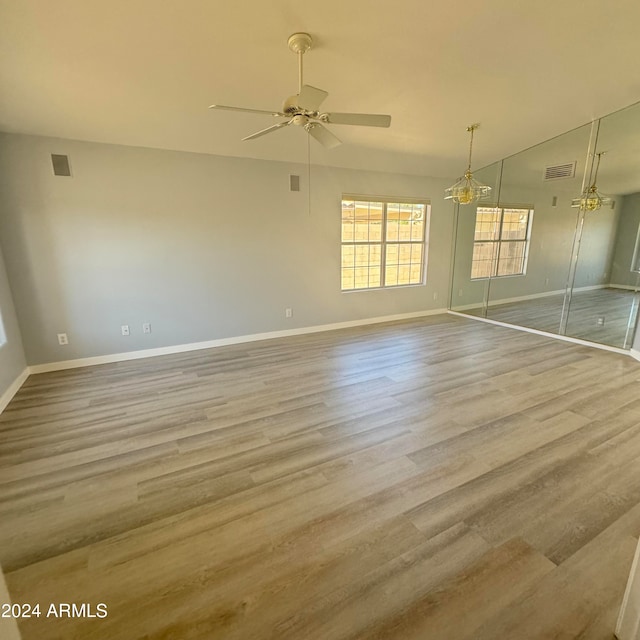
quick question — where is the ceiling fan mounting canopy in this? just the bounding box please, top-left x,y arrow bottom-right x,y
287,32 -> 313,55
208,32 -> 391,149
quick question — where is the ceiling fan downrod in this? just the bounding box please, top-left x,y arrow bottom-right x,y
287,32 -> 313,94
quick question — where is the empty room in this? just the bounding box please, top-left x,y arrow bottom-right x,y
2,1 -> 640,638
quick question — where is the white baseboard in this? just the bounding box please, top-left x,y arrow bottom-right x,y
630,349 -> 640,363
28,308 -> 448,374
448,310 -> 629,355
0,367 -> 29,414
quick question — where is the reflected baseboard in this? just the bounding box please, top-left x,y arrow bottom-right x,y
447,310 -> 630,356
451,284 -> 609,312
609,283 -> 640,291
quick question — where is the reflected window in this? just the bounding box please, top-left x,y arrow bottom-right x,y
341,196 -> 430,291
631,223 -> 640,273
471,206 -> 533,279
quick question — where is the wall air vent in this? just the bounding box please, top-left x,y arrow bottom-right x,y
51,154 -> 71,177
543,162 -> 576,181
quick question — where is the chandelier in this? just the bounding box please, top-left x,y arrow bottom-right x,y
571,151 -> 611,212
444,124 -> 492,205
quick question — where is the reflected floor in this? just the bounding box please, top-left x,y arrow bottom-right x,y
459,287 -> 639,349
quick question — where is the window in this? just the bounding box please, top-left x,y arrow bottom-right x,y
471,206 -> 533,279
341,196 -> 429,291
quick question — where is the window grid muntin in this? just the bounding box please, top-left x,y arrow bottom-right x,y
471,207 -> 532,280
341,199 -> 428,291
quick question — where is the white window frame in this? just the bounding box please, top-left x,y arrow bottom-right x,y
471,205 -> 534,280
630,222 -> 640,273
341,195 -> 430,292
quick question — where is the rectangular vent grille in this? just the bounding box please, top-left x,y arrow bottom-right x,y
51,154 -> 71,177
543,162 -> 575,181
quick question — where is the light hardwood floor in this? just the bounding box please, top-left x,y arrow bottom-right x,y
1,313 -> 639,639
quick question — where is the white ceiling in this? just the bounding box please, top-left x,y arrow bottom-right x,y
2,0 -> 640,178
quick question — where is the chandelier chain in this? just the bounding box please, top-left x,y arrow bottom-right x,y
467,125 -> 476,172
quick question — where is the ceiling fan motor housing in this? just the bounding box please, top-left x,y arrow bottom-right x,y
283,95 -> 302,115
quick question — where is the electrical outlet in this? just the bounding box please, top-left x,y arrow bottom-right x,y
142,323 -> 151,334
57,333 -> 68,345
597,317 -> 605,326
545,278 -> 550,285
121,325 -> 130,336
433,292 -> 438,300
285,308 -> 293,318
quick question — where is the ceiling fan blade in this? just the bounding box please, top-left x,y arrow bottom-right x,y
209,104 -> 286,117
242,121 -> 291,141
321,112 -> 391,128
305,123 -> 341,149
297,85 -> 329,112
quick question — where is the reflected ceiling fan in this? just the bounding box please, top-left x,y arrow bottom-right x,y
209,32 -> 391,149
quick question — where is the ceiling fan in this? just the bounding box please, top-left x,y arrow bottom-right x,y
208,33 -> 392,149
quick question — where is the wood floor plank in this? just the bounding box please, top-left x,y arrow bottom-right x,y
0,314 -> 638,638
350,538 -> 556,640
271,523 -> 494,640
470,507 -> 640,639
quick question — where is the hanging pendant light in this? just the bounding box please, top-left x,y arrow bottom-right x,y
444,123 -> 492,205
571,152 -> 611,212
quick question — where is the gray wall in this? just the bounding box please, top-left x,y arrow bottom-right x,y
573,202 -> 620,289
610,193 -> 640,288
0,243 -> 26,396
0,133 -> 454,366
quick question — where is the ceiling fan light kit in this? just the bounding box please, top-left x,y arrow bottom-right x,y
209,33 -> 392,148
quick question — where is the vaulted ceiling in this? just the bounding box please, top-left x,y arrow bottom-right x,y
1,0 -> 640,177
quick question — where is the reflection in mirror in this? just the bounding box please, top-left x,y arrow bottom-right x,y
448,100 -> 640,350
484,122 -> 594,333
449,161 -> 502,316
565,102 -> 640,348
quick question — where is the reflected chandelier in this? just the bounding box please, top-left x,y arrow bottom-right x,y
571,151 -> 611,212
444,123 -> 492,205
